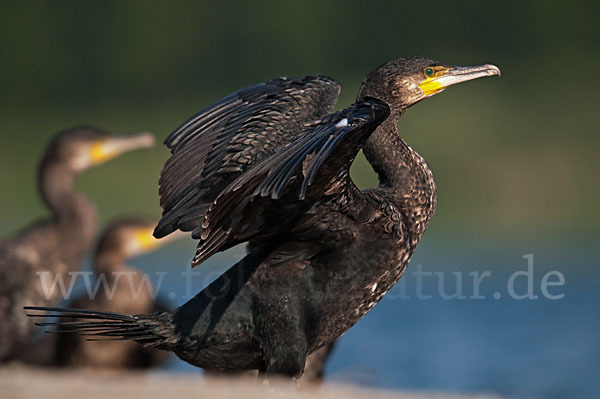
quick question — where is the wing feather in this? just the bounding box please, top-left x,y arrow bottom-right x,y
191,98 -> 390,266
155,75 -> 341,238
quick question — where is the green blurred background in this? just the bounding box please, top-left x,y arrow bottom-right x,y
1,1 -> 598,244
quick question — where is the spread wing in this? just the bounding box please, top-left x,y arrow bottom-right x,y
154,75 -> 341,238
192,98 -> 390,266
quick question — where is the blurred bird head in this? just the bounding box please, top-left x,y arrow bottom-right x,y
358,57 -> 500,114
42,126 -> 155,173
95,217 -> 186,262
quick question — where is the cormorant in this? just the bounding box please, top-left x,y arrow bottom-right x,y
50,217 -> 180,369
0,126 -> 154,360
27,57 -> 500,380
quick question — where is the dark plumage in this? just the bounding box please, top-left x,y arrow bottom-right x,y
27,57 -> 500,380
50,217 -> 177,369
154,75 -> 341,242
0,127 -> 154,361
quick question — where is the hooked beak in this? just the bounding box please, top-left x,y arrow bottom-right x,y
90,132 -> 155,165
419,64 -> 501,97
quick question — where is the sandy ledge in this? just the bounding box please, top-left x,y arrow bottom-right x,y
0,365 -> 502,399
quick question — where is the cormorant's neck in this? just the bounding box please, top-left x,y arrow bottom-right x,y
94,251 -> 127,277
38,160 -> 98,244
363,116 -> 437,242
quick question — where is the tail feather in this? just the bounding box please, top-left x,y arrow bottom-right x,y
24,306 -> 165,344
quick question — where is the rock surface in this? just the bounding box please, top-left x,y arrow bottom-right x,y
0,365 -> 501,399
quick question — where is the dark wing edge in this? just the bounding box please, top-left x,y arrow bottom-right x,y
191,97 -> 390,266
155,75 -> 341,239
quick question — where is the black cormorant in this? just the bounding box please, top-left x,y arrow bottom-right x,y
51,217 -> 180,368
27,58 -> 500,380
0,126 -> 154,360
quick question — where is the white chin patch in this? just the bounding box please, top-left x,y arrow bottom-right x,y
69,154 -> 92,172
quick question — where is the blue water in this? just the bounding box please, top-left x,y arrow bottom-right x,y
125,239 -> 598,399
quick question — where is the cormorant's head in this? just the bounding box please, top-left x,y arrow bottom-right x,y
43,126 -> 155,173
358,57 -> 500,113
95,217 -> 184,262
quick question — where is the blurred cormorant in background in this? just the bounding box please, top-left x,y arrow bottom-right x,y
0,127 -> 154,360
51,217 -> 180,369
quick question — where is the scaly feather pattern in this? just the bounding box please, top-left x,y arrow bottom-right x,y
191,98 -> 390,266
155,76 -> 341,238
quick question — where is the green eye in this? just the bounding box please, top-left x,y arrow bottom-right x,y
425,68 -> 434,77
